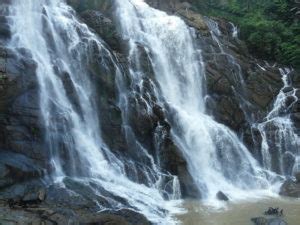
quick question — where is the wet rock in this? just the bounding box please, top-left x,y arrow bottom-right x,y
291,70 -> 300,88
291,101 -> 300,114
284,96 -> 297,109
251,217 -> 268,225
0,22 -> 10,39
145,0 -> 179,12
295,172 -> 300,183
282,152 -> 296,175
279,179 -> 300,198
291,112 -> 300,123
80,10 -> 123,51
282,86 -> 293,93
81,209 -> 151,225
0,200 -> 151,225
268,218 -> 288,225
246,69 -> 282,109
0,151 -> 45,188
216,191 -> 229,201
176,8 -> 208,33
251,217 -> 288,225
160,137 -> 201,198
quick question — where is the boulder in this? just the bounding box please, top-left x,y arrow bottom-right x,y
251,217 -> 268,225
251,217 -> 288,225
279,179 -> 300,198
216,191 -> 229,201
282,86 -> 293,93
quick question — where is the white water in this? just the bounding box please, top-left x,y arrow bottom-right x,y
229,22 -> 238,38
116,0 -> 276,205
205,18 -> 246,91
255,68 -> 300,175
205,18 -> 300,177
8,0 -> 181,224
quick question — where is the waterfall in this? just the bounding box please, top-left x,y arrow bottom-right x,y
8,0 -> 181,224
204,18 -> 300,177
115,0 -> 274,204
255,68 -> 300,175
7,0 -> 295,222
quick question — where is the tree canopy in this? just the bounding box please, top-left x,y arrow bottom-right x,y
193,0 -> 300,70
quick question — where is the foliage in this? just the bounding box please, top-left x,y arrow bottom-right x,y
192,0 -> 300,70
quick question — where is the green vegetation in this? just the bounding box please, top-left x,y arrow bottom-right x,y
193,0 -> 300,70
66,0 -> 112,13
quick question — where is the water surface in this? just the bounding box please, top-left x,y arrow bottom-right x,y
178,197 -> 300,225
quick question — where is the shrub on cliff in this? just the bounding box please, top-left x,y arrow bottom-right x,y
192,0 -> 300,70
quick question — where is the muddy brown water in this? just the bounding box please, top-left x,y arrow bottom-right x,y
177,197 -> 300,225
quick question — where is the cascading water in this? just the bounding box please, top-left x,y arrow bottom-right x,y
8,0 -> 181,224
204,18 -> 300,178
205,18 -> 246,92
116,0 -> 275,204
255,68 -> 300,176
229,22 -> 238,38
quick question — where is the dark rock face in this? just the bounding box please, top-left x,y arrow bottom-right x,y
0,44 -> 48,189
295,172 -> 300,182
159,136 -> 201,198
0,177 -> 151,225
201,25 -> 284,134
0,151 -> 45,189
80,10 -> 123,51
279,179 -> 300,198
216,191 -> 229,201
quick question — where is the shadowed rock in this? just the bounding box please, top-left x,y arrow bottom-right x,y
216,191 -> 229,201
279,179 -> 300,198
